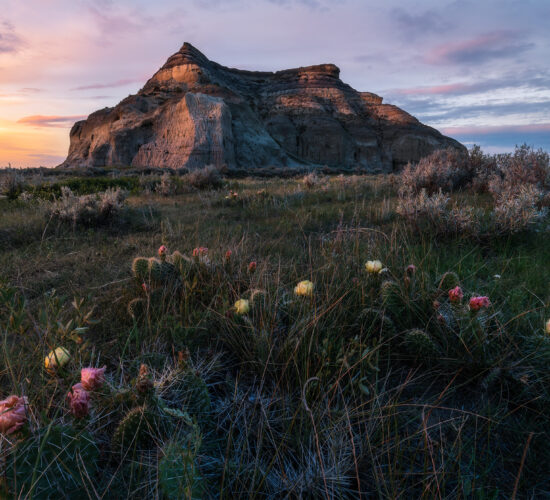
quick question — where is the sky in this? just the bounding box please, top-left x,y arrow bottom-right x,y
0,0 -> 549,167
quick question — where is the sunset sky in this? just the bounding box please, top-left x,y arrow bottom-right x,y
1,0 -> 549,167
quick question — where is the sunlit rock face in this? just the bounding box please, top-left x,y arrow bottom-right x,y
61,43 -> 465,171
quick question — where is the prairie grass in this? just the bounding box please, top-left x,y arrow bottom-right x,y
0,166 -> 549,498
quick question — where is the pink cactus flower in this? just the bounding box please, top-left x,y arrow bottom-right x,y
0,395 -> 28,435
158,245 -> 168,261
225,250 -> 232,261
406,264 -> 416,275
81,366 -> 106,391
67,383 -> 90,418
192,247 -> 208,257
448,286 -> 464,303
469,296 -> 491,312
248,261 -> 257,273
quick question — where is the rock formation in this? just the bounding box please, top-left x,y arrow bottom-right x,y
61,43 -> 465,172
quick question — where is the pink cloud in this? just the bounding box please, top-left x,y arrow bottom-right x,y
441,123 -> 550,135
393,83 -> 471,95
425,31 -> 531,65
17,115 -> 87,128
71,78 -> 143,91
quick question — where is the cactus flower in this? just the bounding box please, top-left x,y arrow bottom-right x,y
136,364 -> 154,394
81,366 -> 106,391
192,247 -> 208,257
294,280 -> 314,297
234,299 -> 250,315
225,250 -> 232,261
365,260 -> 383,274
44,347 -> 71,374
0,395 -> 28,435
248,261 -> 257,273
406,264 -> 416,275
545,318 -> 550,335
158,245 -> 168,260
67,383 -> 90,418
469,296 -> 491,312
448,286 -> 463,303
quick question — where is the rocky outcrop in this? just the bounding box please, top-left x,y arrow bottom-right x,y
61,43 -> 466,172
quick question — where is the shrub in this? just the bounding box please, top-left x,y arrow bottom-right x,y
302,172 -> 324,189
182,165 -> 223,190
0,170 -> 26,200
468,144 -> 498,193
492,184 -> 547,234
399,148 -> 471,195
396,188 -> 450,222
397,189 -> 485,238
156,172 -> 177,196
48,186 -> 127,227
490,144 -> 550,196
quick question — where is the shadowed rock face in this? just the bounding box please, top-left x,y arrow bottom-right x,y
61,43 -> 466,171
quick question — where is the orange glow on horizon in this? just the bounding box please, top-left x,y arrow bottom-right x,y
0,119 -> 69,168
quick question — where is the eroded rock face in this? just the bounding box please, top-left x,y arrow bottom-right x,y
61,43 -> 465,171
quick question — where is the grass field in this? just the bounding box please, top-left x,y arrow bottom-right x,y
1,165 -> 549,498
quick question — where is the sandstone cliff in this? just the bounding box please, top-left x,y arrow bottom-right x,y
61,43 -> 465,172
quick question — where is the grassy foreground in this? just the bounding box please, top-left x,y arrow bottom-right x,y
1,172 -> 549,498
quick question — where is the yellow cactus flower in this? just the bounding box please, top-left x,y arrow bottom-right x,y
44,347 -> 71,374
234,299 -> 250,315
294,280 -> 314,297
365,260 -> 383,274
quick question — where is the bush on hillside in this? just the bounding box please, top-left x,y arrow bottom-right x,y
48,186 -> 127,227
182,165 -> 223,190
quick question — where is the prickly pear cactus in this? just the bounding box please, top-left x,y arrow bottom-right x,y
380,280 -> 403,313
171,251 -> 189,275
128,298 -> 145,320
132,257 -> 149,281
160,261 -> 179,284
161,368 -> 211,423
111,405 -> 155,452
404,329 -> 440,360
148,257 -> 163,283
354,307 -> 395,339
182,370 -> 211,419
158,440 -> 204,499
437,271 -> 460,291
7,425 -> 99,499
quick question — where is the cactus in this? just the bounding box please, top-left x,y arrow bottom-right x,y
148,257 -> 163,283
354,307 -> 395,339
160,261 -> 179,283
7,425 -> 99,499
158,439 -> 204,499
404,329 -> 440,360
171,250 -> 189,275
128,298 -> 145,320
161,368 -> 211,423
135,363 -> 155,397
182,370 -> 211,419
438,271 -> 460,291
111,405 -> 155,452
380,280 -> 403,312
132,257 -> 149,281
